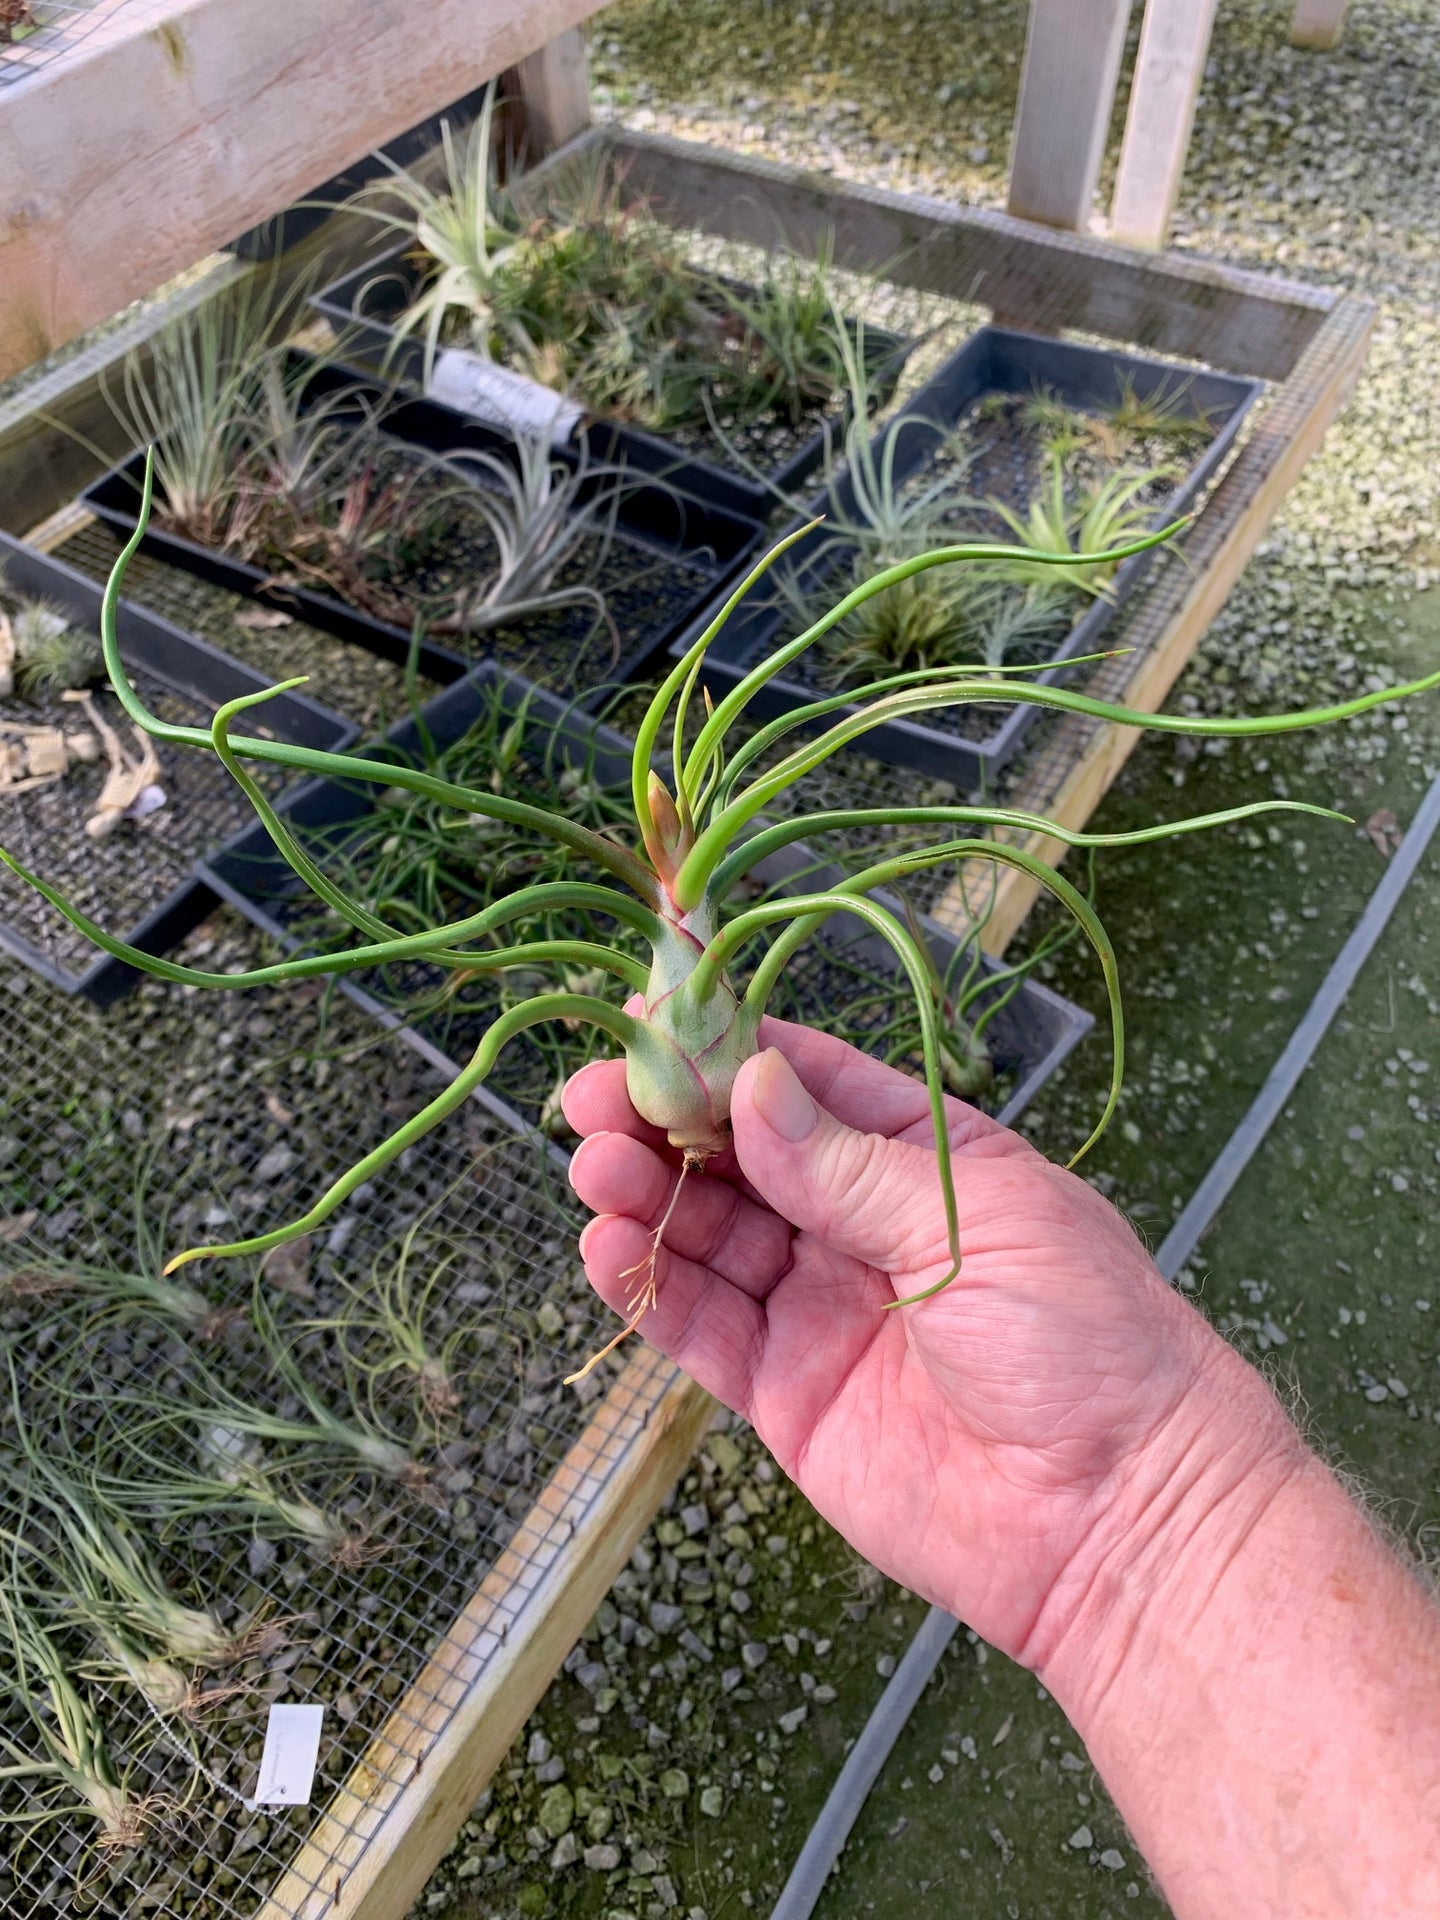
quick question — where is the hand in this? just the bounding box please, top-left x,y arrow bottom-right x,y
564,1017 -> 1292,1672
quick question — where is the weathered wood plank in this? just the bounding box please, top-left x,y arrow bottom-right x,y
928,296 -> 1376,955
1007,0 -> 1134,231
504,25 -> 591,159
599,128 -> 1338,382
1109,0 -> 1222,250
254,1352 -> 714,1920
0,0 -> 611,382
1290,0 -> 1355,50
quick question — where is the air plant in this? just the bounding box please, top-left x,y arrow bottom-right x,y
10,456 -> 1440,1382
8,1457 -> 240,1669
709,233 -> 879,430
151,1283 -> 435,1499
60,1405 -> 372,1570
0,589 -> 101,700
100,273 -> 315,550
1099,372 -> 1215,461
359,92 -> 710,414
770,330 -> 1061,679
427,432 -> 623,660
986,453 -> 1170,602
303,1204 -> 467,1429
0,1256 -> 241,1339
358,98 -> 863,437
0,1571 -> 160,1852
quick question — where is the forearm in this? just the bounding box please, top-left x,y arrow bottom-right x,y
1038,1339 -> 1440,1918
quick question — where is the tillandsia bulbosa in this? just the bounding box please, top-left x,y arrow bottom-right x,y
10,454 -> 1440,1380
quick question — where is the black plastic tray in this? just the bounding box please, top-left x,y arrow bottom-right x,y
81,353 -> 766,697
0,535 -> 356,1004
198,664 -> 1093,1138
678,326 -> 1263,791
311,243 -> 908,524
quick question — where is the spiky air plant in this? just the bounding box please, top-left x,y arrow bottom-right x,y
986,452 -> 1171,602
9,455 -> 1440,1379
0,591 -> 102,699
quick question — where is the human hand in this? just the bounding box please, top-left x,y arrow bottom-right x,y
564,1017 -> 1298,1675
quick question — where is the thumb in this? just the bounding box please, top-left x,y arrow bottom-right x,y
731,1047 -> 948,1273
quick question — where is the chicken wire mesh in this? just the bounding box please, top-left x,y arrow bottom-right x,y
0,908 -> 655,1918
0,0 -> 112,88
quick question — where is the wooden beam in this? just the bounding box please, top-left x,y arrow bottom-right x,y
1290,0 -> 1354,49
1007,0 -> 1134,231
254,1353 -> 715,1920
1109,0 -> 1221,249
0,0 -> 611,383
504,25 -> 591,159
599,128 -> 1337,384
927,296 -> 1377,955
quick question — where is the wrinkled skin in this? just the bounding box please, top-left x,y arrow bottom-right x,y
563,1015 -> 1257,1667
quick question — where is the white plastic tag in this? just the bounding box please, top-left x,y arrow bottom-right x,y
251,1704 -> 324,1807
425,349 -> 583,447
124,782 -> 167,821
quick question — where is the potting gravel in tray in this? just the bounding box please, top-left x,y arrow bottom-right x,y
82,354 -> 765,702
198,669 -> 1090,1140
51,519 -> 441,738
0,916 -> 621,1920
0,541 -> 353,1001
687,326 -> 1262,790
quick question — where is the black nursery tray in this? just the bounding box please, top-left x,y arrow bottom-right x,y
0,537 -> 355,1004
311,243 -> 909,524
198,665 -> 1092,1138
81,353 -> 766,699
681,326 -> 1262,791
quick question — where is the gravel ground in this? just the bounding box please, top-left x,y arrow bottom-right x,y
412,5 -> 1440,1919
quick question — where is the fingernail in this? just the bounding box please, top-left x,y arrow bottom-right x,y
751,1048 -> 818,1142
578,1216 -> 605,1261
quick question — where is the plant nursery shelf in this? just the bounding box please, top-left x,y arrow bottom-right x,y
0,121 -> 1371,1920
561,128 -> 1375,955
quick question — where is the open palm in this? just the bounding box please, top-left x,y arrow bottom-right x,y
564,1017 -> 1223,1664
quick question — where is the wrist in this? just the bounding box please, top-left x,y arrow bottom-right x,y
1024,1314 -> 1311,1730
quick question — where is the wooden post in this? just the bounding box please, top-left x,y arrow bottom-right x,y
1109,0 -> 1221,250
1290,0 -> 1354,49
504,25 -> 591,159
1007,0 -> 1134,231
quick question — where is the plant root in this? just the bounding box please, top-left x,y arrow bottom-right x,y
563,1150 -> 705,1387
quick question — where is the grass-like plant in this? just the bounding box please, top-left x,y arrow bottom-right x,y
9,459 -> 1440,1378
0,1256 -> 240,1339
358,97 -> 870,438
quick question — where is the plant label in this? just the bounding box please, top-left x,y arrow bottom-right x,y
426,349 -> 583,448
251,1703 -> 325,1807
